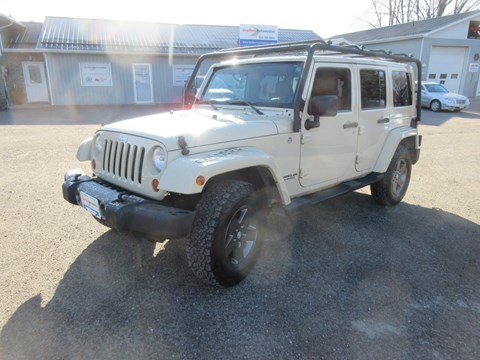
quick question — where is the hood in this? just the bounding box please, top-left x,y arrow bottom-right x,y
440,92 -> 468,100
100,109 -> 280,150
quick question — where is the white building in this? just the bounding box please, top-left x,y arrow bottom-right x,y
331,10 -> 480,97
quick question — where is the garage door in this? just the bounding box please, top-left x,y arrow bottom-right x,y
427,46 -> 467,93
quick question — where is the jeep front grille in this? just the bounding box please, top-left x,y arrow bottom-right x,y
102,139 -> 145,184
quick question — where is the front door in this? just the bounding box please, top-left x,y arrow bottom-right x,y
299,64 -> 358,188
133,63 -> 153,104
22,62 -> 49,103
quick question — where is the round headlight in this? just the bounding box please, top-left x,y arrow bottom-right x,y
94,134 -> 103,154
152,147 -> 166,172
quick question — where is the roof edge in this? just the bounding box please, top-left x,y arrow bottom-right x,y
42,16 -> 319,33
0,13 -> 25,29
357,33 -> 425,45
425,10 -> 480,37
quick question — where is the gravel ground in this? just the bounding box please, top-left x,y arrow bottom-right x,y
0,105 -> 479,359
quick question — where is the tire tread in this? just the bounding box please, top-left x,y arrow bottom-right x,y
187,180 -> 257,287
371,145 -> 411,206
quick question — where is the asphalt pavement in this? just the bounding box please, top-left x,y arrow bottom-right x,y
0,102 -> 479,359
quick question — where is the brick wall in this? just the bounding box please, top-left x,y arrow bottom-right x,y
3,53 -> 45,104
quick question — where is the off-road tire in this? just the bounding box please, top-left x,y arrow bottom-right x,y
371,145 -> 412,206
187,180 -> 265,287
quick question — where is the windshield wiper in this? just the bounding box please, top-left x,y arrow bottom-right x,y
196,99 -> 219,111
226,101 -> 264,115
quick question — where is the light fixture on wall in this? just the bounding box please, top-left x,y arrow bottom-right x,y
474,53 -> 479,61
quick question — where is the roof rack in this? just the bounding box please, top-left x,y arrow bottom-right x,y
184,40 -> 422,131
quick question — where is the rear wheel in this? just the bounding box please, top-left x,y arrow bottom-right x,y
371,145 -> 412,206
187,180 -> 265,287
430,100 -> 441,112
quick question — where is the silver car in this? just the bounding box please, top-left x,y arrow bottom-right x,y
421,82 -> 470,112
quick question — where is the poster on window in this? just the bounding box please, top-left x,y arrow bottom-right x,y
80,63 -> 113,86
468,21 -> 480,39
173,65 -> 195,87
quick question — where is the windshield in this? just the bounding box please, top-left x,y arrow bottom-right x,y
425,84 -> 449,93
198,62 -> 303,109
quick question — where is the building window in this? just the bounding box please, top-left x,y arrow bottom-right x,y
28,66 -> 42,84
360,69 -> 386,109
440,74 -> 447,79
428,74 -> 436,79
451,74 -> 458,79
392,71 -> 412,107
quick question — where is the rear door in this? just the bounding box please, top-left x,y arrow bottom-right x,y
355,66 -> 390,172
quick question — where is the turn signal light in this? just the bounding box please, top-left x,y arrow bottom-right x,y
196,176 -> 206,186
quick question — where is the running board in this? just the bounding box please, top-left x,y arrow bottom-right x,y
284,173 -> 384,212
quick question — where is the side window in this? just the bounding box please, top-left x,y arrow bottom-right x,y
360,69 -> 386,109
392,71 -> 412,107
311,68 -> 351,111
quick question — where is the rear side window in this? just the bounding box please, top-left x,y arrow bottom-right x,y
360,69 -> 386,109
392,71 -> 412,107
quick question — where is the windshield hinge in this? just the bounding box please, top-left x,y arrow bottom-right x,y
178,136 -> 190,155
301,132 -> 311,144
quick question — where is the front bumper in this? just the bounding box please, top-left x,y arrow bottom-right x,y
443,103 -> 468,111
62,172 -> 194,239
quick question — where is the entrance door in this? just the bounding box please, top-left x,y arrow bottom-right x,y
22,62 -> 49,103
299,64 -> 358,188
133,64 -> 153,104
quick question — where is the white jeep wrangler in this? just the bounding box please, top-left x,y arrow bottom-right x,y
63,41 -> 422,287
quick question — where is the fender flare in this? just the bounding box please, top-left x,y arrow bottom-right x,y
158,147 -> 291,205
373,127 -> 419,173
76,136 -> 93,161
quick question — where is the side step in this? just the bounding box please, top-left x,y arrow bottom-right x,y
284,173 -> 384,212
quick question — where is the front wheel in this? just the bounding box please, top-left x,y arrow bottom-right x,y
430,100 -> 441,112
187,180 -> 265,287
371,145 -> 412,206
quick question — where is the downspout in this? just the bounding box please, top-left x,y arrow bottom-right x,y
419,37 -> 425,81
43,53 -> 54,105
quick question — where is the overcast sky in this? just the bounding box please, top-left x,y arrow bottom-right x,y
3,0 -> 374,38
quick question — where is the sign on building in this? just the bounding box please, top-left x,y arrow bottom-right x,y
173,65 -> 195,87
79,63 -> 113,86
239,24 -> 278,47
469,63 -> 479,73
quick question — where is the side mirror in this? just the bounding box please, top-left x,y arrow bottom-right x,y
305,95 -> 338,130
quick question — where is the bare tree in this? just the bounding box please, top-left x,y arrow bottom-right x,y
364,0 -> 480,27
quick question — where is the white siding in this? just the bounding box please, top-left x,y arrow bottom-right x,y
45,53 -> 198,106
430,17 -> 480,39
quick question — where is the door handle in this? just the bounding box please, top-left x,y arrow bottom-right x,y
343,122 -> 358,129
377,117 -> 390,124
